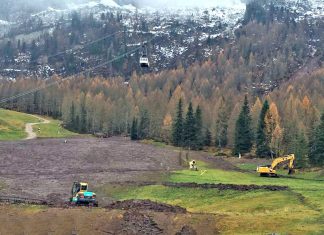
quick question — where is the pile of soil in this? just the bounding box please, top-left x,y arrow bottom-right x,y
106,199 -> 187,213
163,182 -> 288,191
121,210 -> 163,235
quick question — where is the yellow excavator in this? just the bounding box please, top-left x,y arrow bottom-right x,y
257,154 -> 295,177
70,182 -> 98,206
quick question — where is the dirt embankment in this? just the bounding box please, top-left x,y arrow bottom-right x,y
0,199 -> 203,235
110,181 -> 289,192
121,210 -> 164,234
106,199 -> 187,213
163,182 -> 288,191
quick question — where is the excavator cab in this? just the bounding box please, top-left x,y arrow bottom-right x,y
71,182 -> 88,195
70,182 -> 98,207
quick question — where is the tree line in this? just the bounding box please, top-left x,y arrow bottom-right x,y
0,7 -> 323,167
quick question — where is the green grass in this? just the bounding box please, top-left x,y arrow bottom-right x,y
32,117 -> 77,138
99,159 -> 324,234
0,109 -> 39,140
0,109 -> 78,140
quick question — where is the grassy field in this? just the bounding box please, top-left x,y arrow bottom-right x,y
0,109 -> 39,140
32,117 -> 77,138
99,160 -> 324,234
0,109 -> 77,140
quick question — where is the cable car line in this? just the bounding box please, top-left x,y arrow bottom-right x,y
28,30 -> 122,64
0,34 -> 158,104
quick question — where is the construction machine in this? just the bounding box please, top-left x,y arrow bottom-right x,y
256,154 -> 295,177
70,182 -> 98,207
189,160 -> 198,171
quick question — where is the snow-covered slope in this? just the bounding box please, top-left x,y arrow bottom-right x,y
273,0 -> 324,20
0,0 -> 323,79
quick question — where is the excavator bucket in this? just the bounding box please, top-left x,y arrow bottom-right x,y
288,169 -> 295,175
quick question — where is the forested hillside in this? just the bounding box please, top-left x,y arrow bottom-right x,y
0,1 -> 324,166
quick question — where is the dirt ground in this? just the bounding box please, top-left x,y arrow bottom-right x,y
0,204 -> 219,235
0,137 -> 183,200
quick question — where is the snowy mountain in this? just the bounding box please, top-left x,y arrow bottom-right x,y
0,0 -> 323,80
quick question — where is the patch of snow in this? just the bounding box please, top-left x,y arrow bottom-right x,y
123,4 -> 137,11
0,20 -> 12,25
99,0 -> 120,8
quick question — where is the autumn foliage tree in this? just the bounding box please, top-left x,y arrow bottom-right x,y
265,102 -> 282,157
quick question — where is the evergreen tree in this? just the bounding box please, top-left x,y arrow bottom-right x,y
172,99 -> 184,147
68,102 -> 76,130
282,121 -> 298,155
30,40 -> 39,63
204,128 -> 212,147
215,96 -> 228,148
75,115 -> 80,132
194,105 -> 203,150
130,118 -> 138,140
215,112 -> 228,148
309,113 -> 324,166
256,100 -> 270,157
80,99 -> 87,133
294,132 -> 308,168
138,109 -> 150,139
184,102 -> 196,149
234,96 -> 253,155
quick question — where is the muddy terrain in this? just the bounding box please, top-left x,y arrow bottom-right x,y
0,137 -> 182,199
0,202 -> 219,235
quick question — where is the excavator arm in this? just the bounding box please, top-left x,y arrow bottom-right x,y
257,154 -> 295,177
270,154 -> 295,170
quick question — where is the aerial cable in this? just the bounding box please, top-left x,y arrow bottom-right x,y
28,30 -> 122,64
0,35 -> 158,104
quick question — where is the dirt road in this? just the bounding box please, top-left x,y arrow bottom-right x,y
25,115 -> 50,140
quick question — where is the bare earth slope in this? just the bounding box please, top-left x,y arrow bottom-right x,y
0,137 -> 181,199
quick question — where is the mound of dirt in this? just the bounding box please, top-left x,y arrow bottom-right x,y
163,182 -> 288,191
121,210 -> 163,235
175,225 -> 197,235
106,199 -> 187,213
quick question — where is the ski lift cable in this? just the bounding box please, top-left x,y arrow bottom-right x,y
0,35 -> 158,104
28,30 -> 122,64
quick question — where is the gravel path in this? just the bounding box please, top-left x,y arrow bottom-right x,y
25,115 -> 50,140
